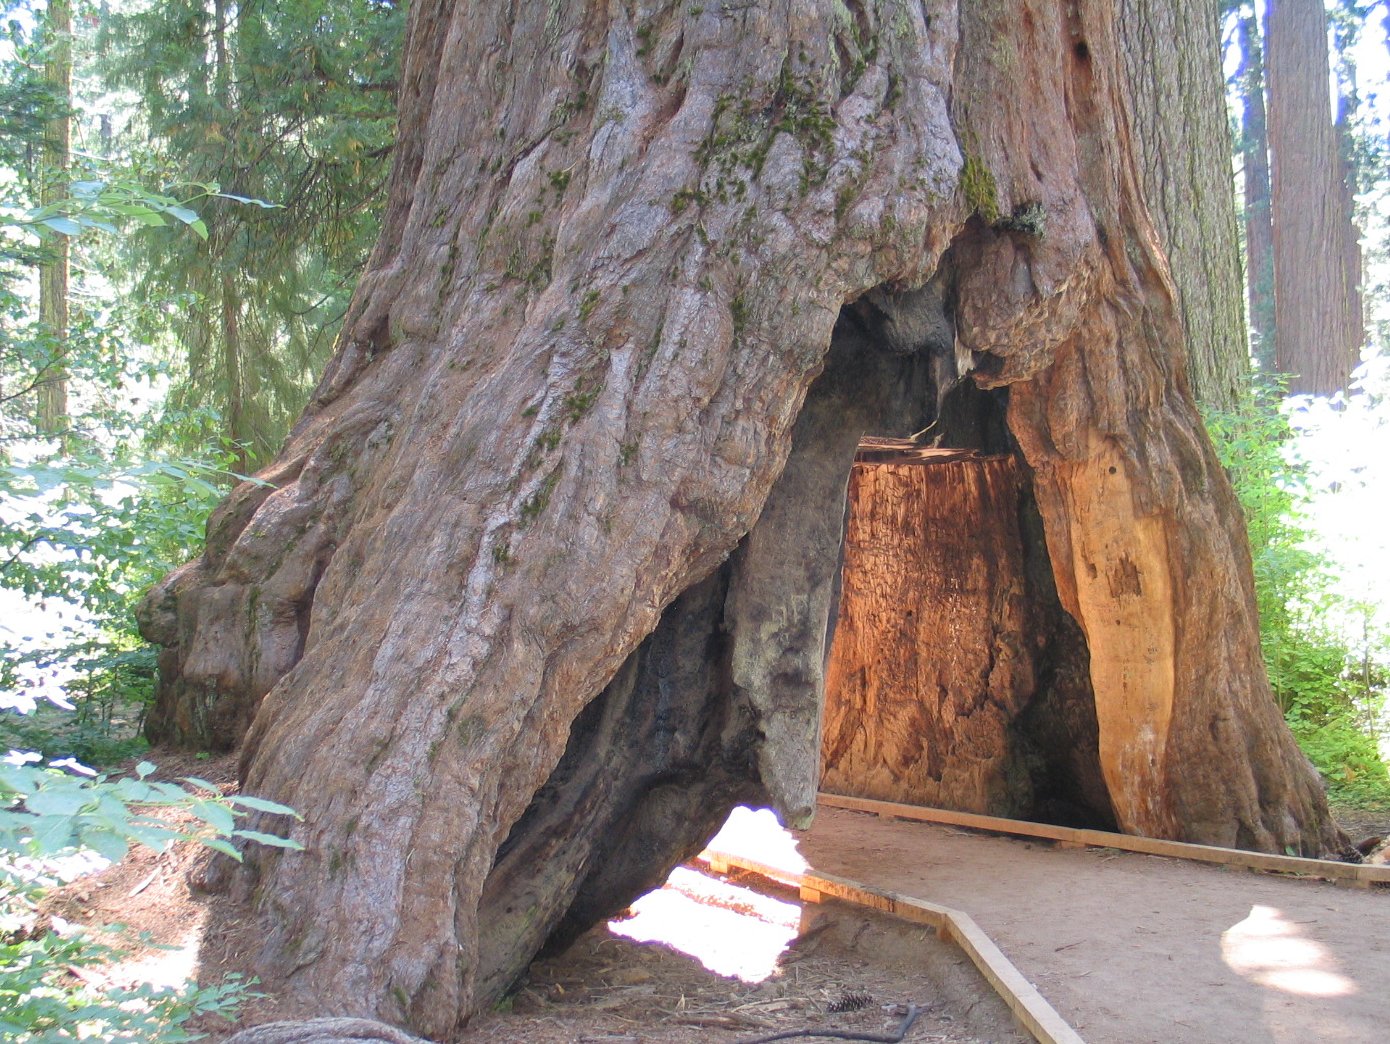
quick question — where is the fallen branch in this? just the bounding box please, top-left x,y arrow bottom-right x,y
735,1004 -> 922,1044
128,869 -> 160,897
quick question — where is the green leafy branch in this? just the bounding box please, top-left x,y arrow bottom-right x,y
0,760 -> 302,1040
0,759 -> 302,880
5,180 -> 281,242
1206,385 -> 1390,806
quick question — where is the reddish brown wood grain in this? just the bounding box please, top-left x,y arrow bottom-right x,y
823,457 -> 1040,815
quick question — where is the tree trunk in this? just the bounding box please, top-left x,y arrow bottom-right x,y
1266,0 -> 1363,394
1237,9 -> 1277,372
37,0 -> 71,440
221,271 -> 249,473
210,0 -> 251,473
1334,94 -> 1365,371
1117,0 -> 1247,408
139,0 -> 1342,1035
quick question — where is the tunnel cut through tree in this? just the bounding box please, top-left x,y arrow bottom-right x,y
136,0 -> 1342,1036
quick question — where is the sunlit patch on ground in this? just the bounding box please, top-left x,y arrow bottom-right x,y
606,806 -> 806,981
103,921 -> 204,992
1221,904 -> 1357,997
704,805 -> 808,873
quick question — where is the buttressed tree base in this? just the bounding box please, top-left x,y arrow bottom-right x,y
137,0 -> 1342,1036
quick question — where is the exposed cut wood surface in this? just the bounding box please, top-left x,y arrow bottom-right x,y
853,438 -> 998,465
822,457 -> 1048,817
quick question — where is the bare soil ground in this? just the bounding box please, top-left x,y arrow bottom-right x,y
1330,800 -> 1390,853
188,865 -> 1027,1042
37,754 -> 1390,1043
462,886 -> 1027,1043
792,807 -> 1389,1044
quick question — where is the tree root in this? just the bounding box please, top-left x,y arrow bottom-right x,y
735,1003 -> 922,1044
222,1017 -> 431,1044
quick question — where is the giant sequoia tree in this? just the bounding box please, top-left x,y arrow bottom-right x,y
138,0 -> 1343,1036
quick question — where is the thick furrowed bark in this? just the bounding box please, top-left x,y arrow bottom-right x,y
141,1 -> 1342,1035
475,324 -> 932,1001
1118,0 -> 1247,408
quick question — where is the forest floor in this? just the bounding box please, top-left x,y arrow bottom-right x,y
1329,799 -> 1390,846
37,754 -> 1389,1043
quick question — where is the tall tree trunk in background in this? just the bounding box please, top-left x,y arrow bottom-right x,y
138,1 -> 1342,1034
221,272 -> 249,473
1118,0 -> 1247,408
212,0 -> 231,103
210,0 -> 249,470
1334,83 -> 1365,371
1236,8 -> 1277,371
1266,0 -> 1363,394
37,0 -> 71,439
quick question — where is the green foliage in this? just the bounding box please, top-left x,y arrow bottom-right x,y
0,253 -> 245,737
0,72 -> 263,758
0,448 -> 241,749
0,759 -> 302,867
1,455 -> 230,608
0,937 -> 247,1044
97,0 -> 404,468
1205,384 -> 1319,649
0,760 -> 303,1040
0,2 -> 69,189
0,5 -> 335,1035
1207,385 -> 1390,805
9,179 -> 227,243
1287,689 -> 1389,807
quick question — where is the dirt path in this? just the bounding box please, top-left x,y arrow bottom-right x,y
762,806 -> 1389,1044
462,888 -> 1029,1044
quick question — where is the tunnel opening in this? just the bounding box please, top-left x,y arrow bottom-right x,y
502,269 -> 1118,977
818,274 -> 1116,832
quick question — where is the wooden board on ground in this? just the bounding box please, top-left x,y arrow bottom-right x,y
818,792 -> 1390,885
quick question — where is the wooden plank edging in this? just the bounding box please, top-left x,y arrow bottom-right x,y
817,792 -> 1390,885
697,849 -> 1085,1044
